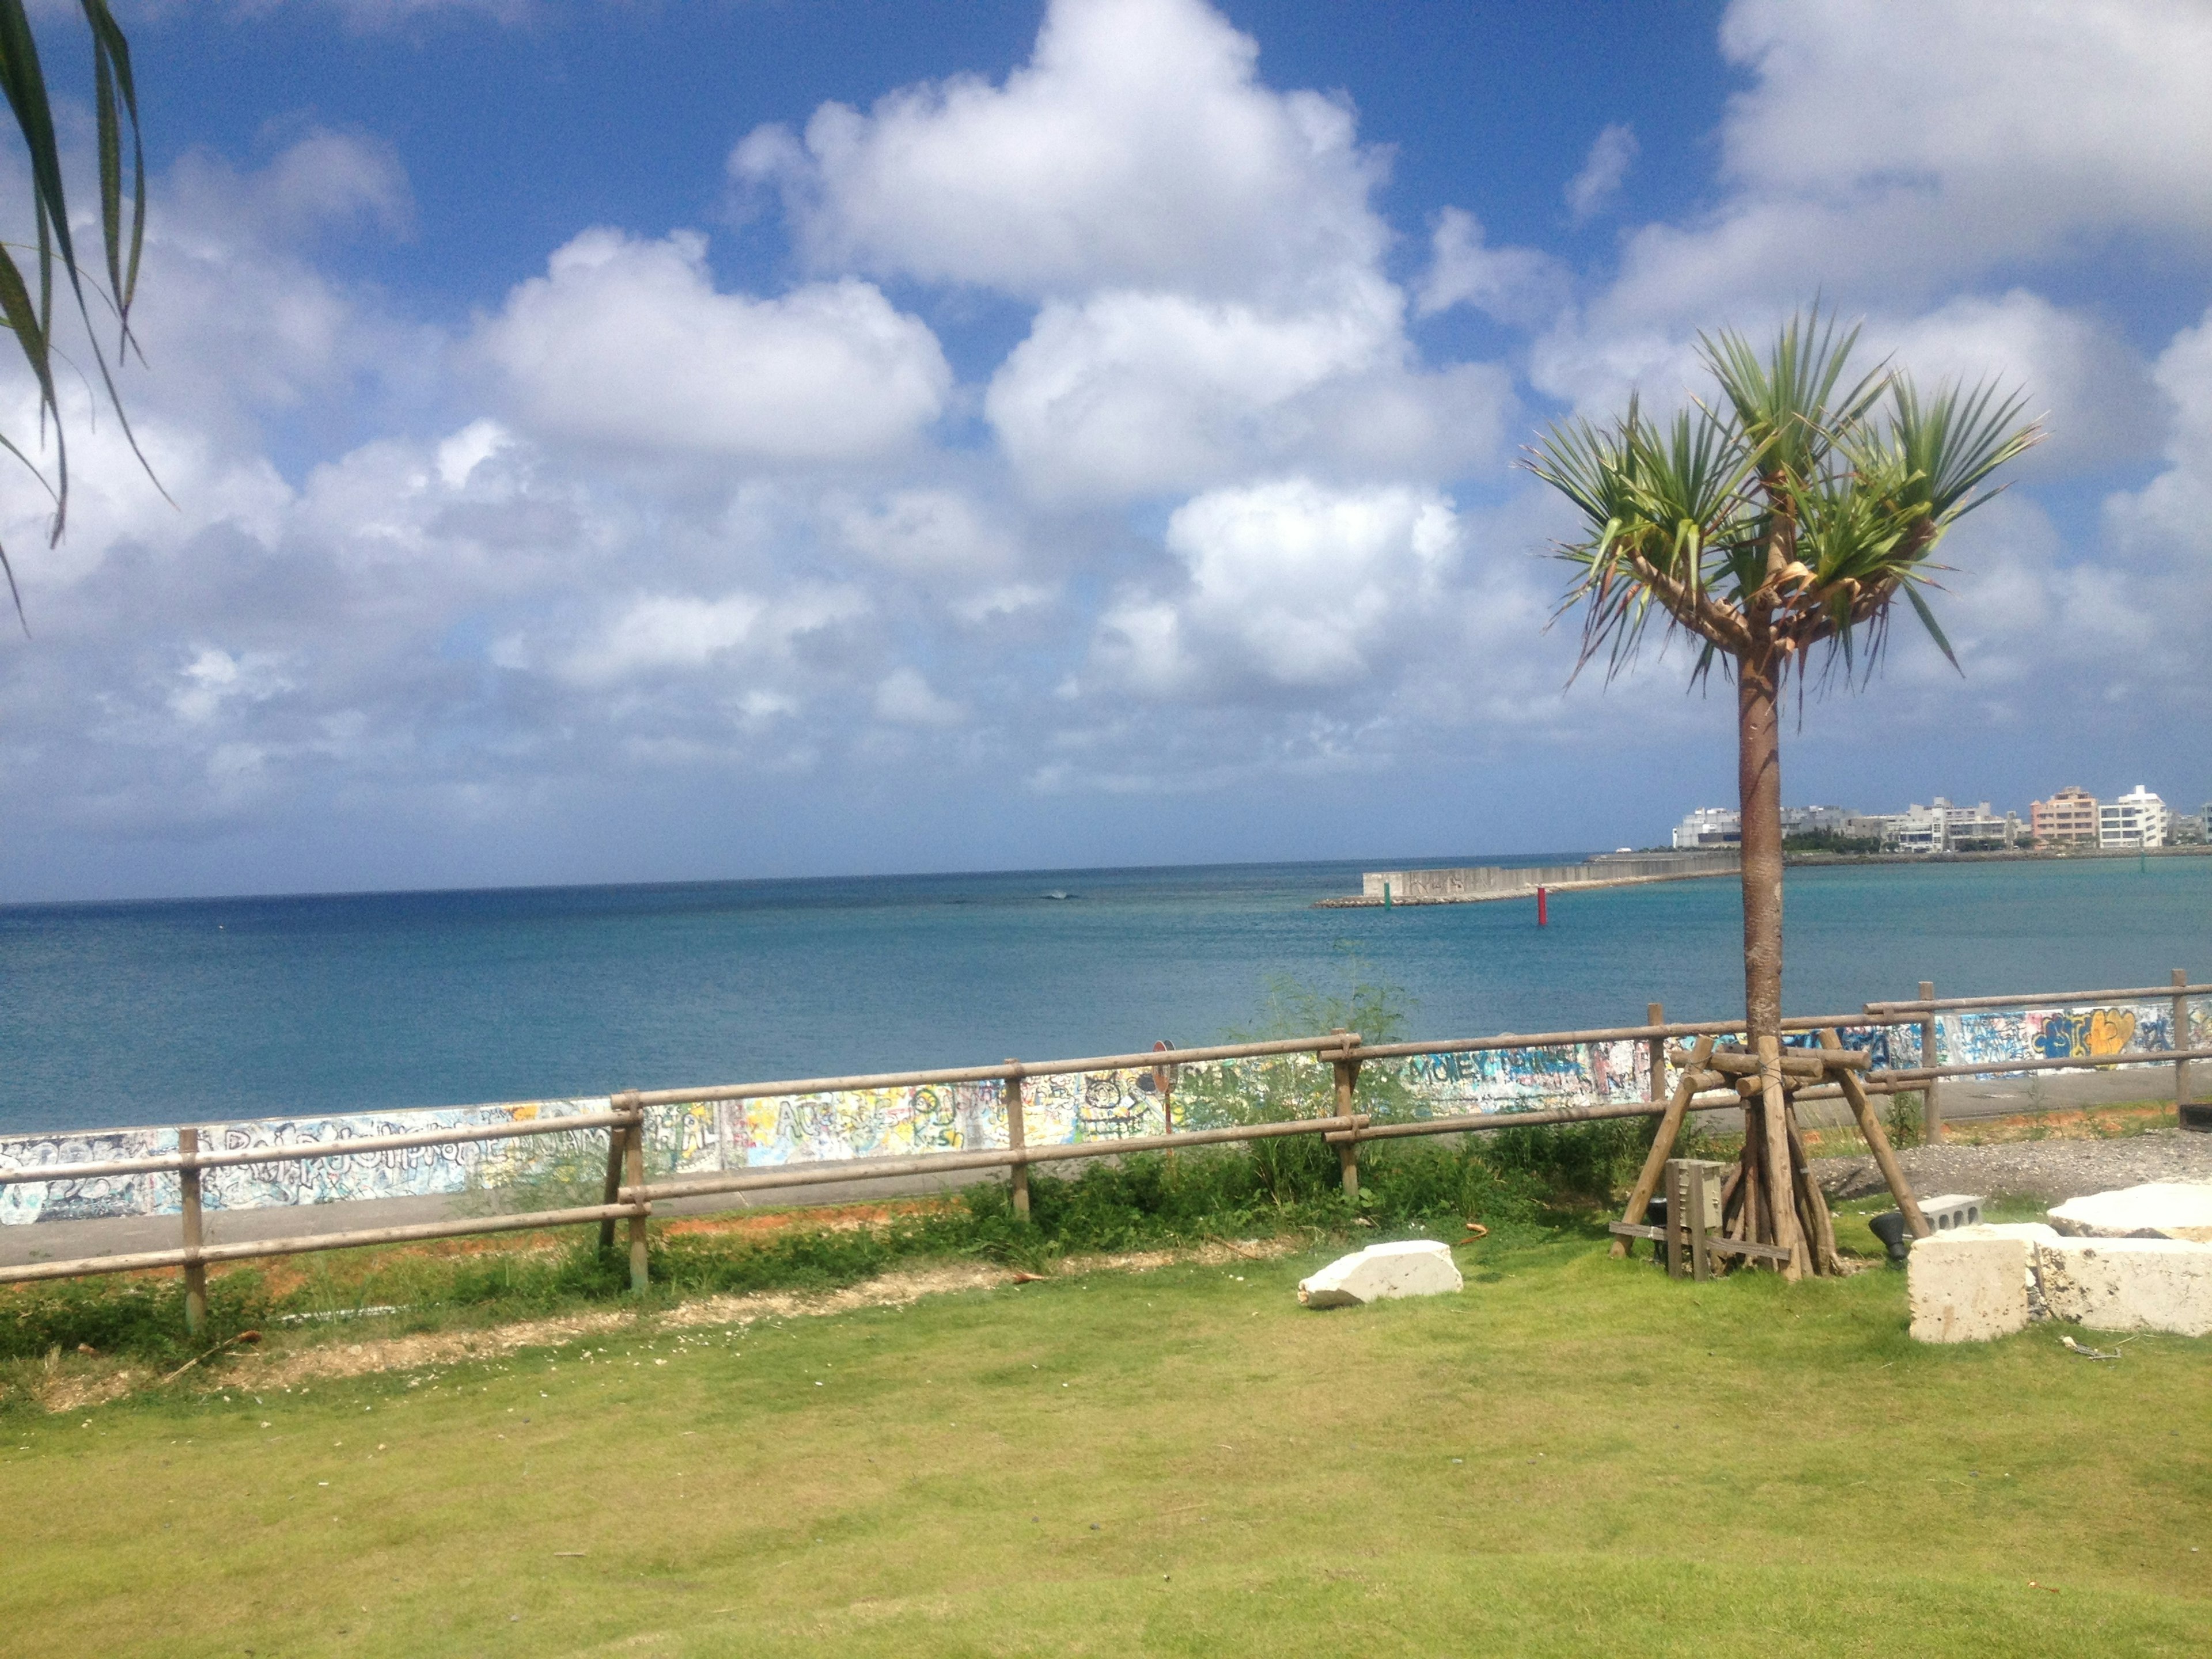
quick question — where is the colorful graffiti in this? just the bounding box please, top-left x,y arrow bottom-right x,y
1940,1002 -> 2172,1077
1,997 -> 2198,1226
0,1099 -> 613,1226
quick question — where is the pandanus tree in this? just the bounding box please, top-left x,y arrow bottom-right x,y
1526,309 -> 2041,1276
0,1 -> 152,624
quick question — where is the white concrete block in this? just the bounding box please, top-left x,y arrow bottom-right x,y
1918,1194 -> 1988,1232
2033,1237 -> 2212,1337
2047,1182 -> 2212,1243
1907,1235 -> 2033,1343
1297,1240 -> 1463,1308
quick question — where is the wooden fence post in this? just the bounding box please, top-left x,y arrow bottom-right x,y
1004,1062 -> 1029,1221
2176,969 -> 2193,1113
599,1093 -> 635,1256
624,1110 -> 649,1295
1919,981 -> 1943,1143
178,1127 -> 207,1337
1646,1001 -> 1666,1108
1331,1032 -> 1362,1199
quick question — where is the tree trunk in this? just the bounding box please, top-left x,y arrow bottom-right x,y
1736,648 -> 1785,1047
1734,642 -> 1805,1275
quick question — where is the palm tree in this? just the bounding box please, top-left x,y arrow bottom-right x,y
1526,308 -> 2040,1276
0,0 -> 151,626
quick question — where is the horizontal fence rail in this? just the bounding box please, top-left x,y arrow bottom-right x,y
623,1034 -> 1361,1107
0,971 -> 2199,1323
1864,983 -> 2211,1014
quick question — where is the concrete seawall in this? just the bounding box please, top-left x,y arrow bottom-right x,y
1316,850 -> 1740,907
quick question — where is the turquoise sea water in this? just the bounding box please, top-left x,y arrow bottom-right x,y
2,855 -> 2206,1134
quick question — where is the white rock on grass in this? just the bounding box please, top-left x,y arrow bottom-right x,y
2047,1182 -> 2212,1243
2035,1237 -> 2212,1337
1297,1240 -> 1463,1308
1908,1234 -> 2037,1343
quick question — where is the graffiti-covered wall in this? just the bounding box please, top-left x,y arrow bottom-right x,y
1,995 -> 2198,1226
1934,999 -> 2195,1076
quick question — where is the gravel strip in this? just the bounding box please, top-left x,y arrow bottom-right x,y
1817,1127 -> 2212,1204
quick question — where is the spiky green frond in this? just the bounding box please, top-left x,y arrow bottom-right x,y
0,0 -> 154,631
1525,304 -> 2041,694
1698,305 -> 1888,489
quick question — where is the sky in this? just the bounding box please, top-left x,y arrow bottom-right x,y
1,0 -> 2207,900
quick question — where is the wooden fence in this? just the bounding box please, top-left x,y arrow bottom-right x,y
0,974 -> 2203,1332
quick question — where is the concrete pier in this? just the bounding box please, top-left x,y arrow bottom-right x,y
1319,849 -> 1740,907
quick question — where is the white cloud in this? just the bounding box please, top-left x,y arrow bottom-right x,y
1595,0 -> 2212,324
1415,209 -> 1569,325
1565,124 -> 1637,222
872,666 -> 967,727
987,279 -> 1513,500
555,585 -> 869,689
834,488 -> 1021,579
1869,292 -> 2161,475
1091,479 -> 1461,695
731,0 -> 1388,304
475,229 -> 951,463
2105,308 -> 2212,588
168,647 -> 293,725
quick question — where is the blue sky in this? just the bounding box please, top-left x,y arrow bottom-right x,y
2,0 -> 2207,899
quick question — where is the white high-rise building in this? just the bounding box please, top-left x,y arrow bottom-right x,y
2099,785 -> 2170,849
1672,806 -> 1740,849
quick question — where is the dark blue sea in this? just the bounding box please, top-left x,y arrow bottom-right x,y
2,855 -> 2206,1134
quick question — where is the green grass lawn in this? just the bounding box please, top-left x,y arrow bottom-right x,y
4,1221 -> 2207,1657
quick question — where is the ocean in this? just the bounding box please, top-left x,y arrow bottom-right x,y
1,854 -> 2206,1135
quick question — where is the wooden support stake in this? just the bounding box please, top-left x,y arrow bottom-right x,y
1756,1036 -> 1804,1280
597,1109 -> 630,1255
1919,981 -> 1943,1143
1613,1036 -> 1715,1257
1331,1035 -> 1362,1199
179,1127 -> 207,1337
1820,1028 -> 1931,1239
624,1118 -> 649,1295
1005,1061 -> 1029,1221
2176,969 -> 2194,1115
1783,1110 -> 1839,1276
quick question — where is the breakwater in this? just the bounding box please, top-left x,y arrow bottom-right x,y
1319,850 -> 1741,908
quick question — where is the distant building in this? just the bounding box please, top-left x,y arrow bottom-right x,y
1672,802 -> 1895,849
2099,785 -> 2170,849
2031,786 -> 2099,848
1672,806 -> 1740,850
1779,804 -> 1853,837
1885,798 -> 2023,854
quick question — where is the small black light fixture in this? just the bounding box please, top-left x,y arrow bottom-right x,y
1868,1211 -> 1911,1264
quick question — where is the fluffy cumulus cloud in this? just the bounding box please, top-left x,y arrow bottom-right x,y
475,229 -> 951,463
732,0 -> 1386,304
1089,479 -> 1460,696
1594,0 -> 2212,323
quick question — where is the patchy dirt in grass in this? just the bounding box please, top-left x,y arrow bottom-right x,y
37,1367 -> 149,1414
67,1237 -> 1311,1403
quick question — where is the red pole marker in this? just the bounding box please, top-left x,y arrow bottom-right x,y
1537,885 -> 1548,926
